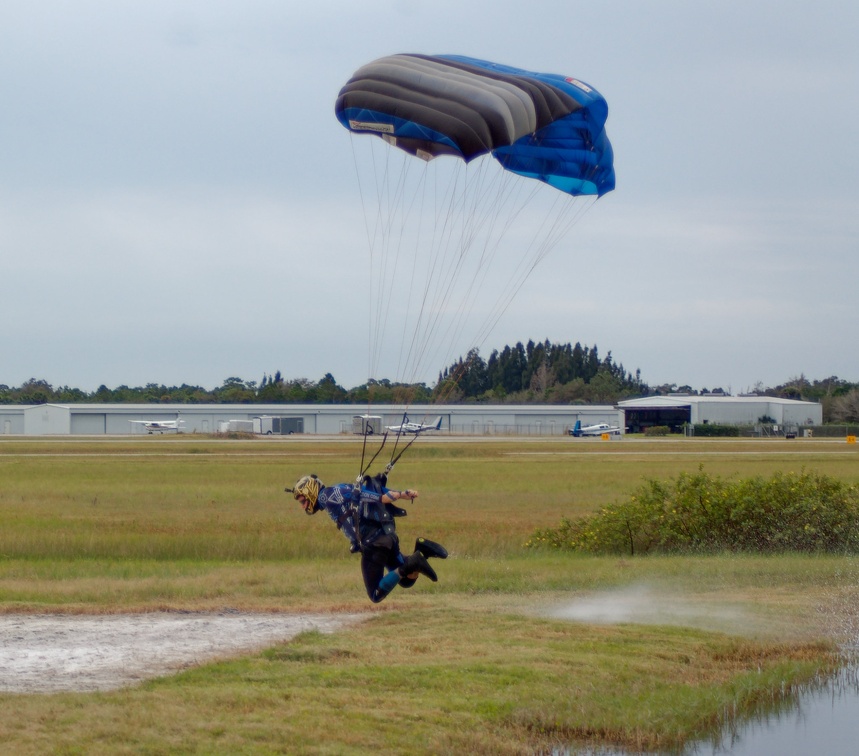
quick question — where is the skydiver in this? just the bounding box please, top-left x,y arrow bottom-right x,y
287,473 -> 447,603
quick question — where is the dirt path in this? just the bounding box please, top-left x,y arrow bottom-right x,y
0,612 -> 363,694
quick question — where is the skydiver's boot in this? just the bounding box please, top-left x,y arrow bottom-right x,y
399,552 -> 438,582
415,537 -> 448,560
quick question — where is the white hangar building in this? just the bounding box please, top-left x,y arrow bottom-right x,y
618,395 -> 822,433
0,403 -> 624,437
0,397 -> 823,437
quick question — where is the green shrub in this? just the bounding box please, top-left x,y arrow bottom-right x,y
693,424 -> 740,437
526,467 -> 859,555
644,425 -> 670,436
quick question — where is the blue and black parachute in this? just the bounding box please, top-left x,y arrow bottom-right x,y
335,53 -> 614,198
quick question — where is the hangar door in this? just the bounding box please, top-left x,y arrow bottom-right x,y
71,414 -> 107,435
624,406 -> 690,434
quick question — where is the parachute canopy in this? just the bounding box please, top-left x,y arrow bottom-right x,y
335,53 -> 615,197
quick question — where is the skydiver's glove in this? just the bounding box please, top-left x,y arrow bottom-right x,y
349,541 -> 361,554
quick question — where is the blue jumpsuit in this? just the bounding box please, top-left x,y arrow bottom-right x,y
316,483 -> 360,552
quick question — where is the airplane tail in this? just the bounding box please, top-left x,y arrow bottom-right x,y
572,420 -> 582,436
432,416 -> 442,430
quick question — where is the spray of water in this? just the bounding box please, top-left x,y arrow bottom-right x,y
546,583 -> 755,635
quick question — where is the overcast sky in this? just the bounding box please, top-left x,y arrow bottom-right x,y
2,1 -> 857,394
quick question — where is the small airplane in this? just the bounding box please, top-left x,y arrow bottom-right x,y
385,415 -> 443,434
569,420 -> 622,437
129,416 -> 186,434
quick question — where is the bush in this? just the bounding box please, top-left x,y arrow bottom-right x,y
694,424 -> 740,437
526,467 -> 859,555
644,425 -> 670,436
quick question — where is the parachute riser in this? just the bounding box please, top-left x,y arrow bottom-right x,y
359,430 -> 389,481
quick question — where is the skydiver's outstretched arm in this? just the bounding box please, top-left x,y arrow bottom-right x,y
381,488 -> 417,504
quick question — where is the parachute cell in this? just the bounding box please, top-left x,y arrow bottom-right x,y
335,53 -> 615,197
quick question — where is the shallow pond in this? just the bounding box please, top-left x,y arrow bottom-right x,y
574,666 -> 859,755
702,666 -> 859,755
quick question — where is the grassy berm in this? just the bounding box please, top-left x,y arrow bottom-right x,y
1,435 -> 858,754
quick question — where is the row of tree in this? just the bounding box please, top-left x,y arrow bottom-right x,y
434,341 -> 647,403
3,341 -> 858,422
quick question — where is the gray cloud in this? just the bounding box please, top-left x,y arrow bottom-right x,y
2,1 -> 857,392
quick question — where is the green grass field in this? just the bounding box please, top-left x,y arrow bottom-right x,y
2,435 -> 858,753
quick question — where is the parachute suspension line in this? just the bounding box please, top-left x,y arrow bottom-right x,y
412,166 -> 501,386
393,158 -> 434,385
386,427 -> 420,474
350,132 -> 379,390
358,420 -> 370,480
392,161 -> 502,424
470,192 -> 598,350
353,138 -> 424,461
405,162 -> 536,398
427,177 -> 597,408
358,137 -> 404,474
398,161 -> 466,384
370,145 -> 409,384
374,156 -> 573,403
361,142 -> 417,387
351,134 -> 388,478
394,156 -> 471,388
361,145 -> 450,392
432,169 -> 520,405
413,159 -> 469,363
356,139 -> 599,412
358,147 -> 463,431
353,134 -> 392,388
359,431 -> 389,479
358,156 -> 501,423
399,157 -> 503,387
435,164 -> 534,360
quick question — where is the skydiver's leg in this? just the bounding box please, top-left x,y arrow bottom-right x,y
361,545 -> 401,603
393,551 -> 417,588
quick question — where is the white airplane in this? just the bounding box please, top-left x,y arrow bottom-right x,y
385,415 -> 443,434
569,420 -> 622,437
129,416 -> 186,434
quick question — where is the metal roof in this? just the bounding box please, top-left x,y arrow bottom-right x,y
618,395 -> 820,408
8,402 -> 619,415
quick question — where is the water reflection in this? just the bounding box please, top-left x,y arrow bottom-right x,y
568,666 -> 859,755
705,666 -> 859,755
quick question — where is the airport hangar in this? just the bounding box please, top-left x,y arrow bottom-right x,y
0,397 -> 822,436
618,395 -> 822,433
1,403 -> 622,436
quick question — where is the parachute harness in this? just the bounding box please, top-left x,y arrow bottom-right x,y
352,410 -> 422,549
